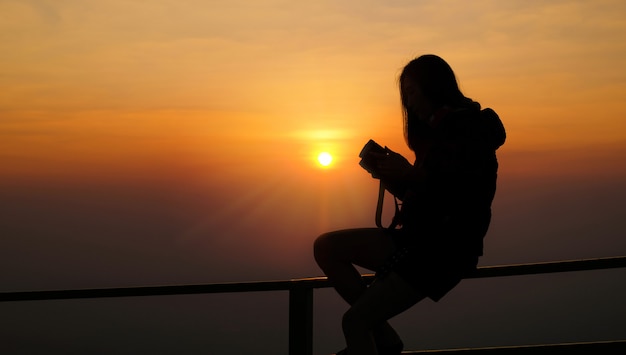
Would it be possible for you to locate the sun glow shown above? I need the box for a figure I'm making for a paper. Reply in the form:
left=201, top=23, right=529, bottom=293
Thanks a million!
left=317, top=152, right=333, bottom=167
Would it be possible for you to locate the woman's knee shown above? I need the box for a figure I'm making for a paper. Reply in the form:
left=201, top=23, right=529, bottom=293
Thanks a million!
left=313, top=232, right=336, bottom=263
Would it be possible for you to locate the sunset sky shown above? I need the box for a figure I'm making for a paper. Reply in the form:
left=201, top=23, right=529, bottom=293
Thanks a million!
left=2, top=1, right=626, bottom=354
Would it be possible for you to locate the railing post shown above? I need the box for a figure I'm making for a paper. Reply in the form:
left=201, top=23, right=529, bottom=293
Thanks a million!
left=288, top=284, right=313, bottom=355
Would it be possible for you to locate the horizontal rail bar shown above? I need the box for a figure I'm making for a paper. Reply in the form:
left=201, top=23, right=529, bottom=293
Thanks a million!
left=282, top=255, right=626, bottom=289
left=1, top=256, right=625, bottom=302
left=403, top=340, right=626, bottom=353
left=0, top=279, right=296, bottom=302
left=468, top=255, right=626, bottom=278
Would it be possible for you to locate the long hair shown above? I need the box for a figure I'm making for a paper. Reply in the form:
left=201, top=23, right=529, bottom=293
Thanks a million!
left=399, top=54, right=477, bottom=150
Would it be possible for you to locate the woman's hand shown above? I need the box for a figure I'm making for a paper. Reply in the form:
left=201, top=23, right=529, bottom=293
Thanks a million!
left=371, top=149, right=413, bottom=180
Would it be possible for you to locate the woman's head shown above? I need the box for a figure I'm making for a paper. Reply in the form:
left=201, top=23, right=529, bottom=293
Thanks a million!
left=399, top=55, right=475, bottom=149
left=399, top=54, right=467, bottom=112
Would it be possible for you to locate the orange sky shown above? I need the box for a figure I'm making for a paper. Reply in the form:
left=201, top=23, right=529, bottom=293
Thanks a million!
left=2, top=0, right=626, bottom=184
left=2, top=0, right=626, bottom=252
left=2, top=0, right=626, bottom=265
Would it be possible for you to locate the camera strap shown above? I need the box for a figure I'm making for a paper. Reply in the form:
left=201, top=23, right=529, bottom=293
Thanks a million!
left=375, top=180, right=401, bottom=230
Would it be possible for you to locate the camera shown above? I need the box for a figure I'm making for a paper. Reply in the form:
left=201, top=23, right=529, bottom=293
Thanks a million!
left=359, top=139, right=388, bottom=175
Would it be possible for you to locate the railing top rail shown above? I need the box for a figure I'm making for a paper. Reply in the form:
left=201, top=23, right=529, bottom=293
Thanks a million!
left=1, top=256, right=625, bottom=302
left=469, top=255, right=626, bottom=278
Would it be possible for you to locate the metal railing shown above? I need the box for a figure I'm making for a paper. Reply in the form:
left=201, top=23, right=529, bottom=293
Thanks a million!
left=2, top=256, right=626, bottom=354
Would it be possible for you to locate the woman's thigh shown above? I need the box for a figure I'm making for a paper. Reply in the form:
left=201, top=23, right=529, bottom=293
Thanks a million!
left=314, top=228, right=396, bottom=271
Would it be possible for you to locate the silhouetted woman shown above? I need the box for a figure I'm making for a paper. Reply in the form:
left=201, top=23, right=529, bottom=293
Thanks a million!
left=314, top=54, right=505, bottom=355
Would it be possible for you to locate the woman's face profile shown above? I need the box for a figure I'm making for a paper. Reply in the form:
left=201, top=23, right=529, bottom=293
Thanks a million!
left=401, top=78, right=430, bottom=120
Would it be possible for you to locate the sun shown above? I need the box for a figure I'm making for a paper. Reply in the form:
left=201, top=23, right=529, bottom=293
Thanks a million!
left=317, top=152, right=333, bottom=167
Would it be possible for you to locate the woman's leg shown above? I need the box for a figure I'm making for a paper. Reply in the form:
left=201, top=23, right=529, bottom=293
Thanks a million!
left=342, top=272, right=425, bottom=355
left=314, top=228, right=406, bottom=351
left=313, top=228, right=394, bottom=304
